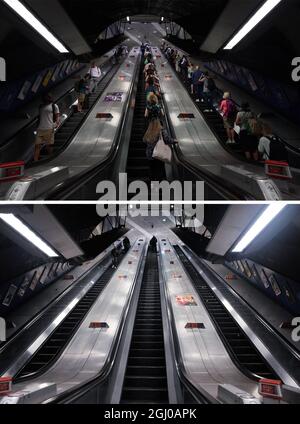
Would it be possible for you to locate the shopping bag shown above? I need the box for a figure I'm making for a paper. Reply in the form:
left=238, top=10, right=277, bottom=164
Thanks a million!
left=234, top=124, right=241, bottom=135
left=143, top=119, right=162, bottom=145
left=152, top=137, right=172, bottom=163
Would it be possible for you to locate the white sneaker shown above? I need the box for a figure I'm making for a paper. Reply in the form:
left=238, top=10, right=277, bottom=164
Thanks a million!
left=196, top=99, right=200, bottom=103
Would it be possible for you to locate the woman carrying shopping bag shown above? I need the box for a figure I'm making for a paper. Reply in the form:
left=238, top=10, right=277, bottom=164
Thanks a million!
left=143, top=93, right=163, bottom=146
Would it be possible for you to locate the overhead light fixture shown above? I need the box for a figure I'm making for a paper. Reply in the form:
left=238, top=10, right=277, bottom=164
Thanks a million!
left=224, top=0, right=283, bottom=50
left=232, top=204, right=287, bottom=253
left=0, top=214, right=59, bottom=257
left=2, top=0, right=69, bottom=53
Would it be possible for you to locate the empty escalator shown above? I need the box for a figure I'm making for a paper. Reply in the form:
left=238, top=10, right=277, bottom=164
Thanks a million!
left=14, top=263, right=119, bottom=383
left=126, top=67, right=166, bottom=186
left=121, top=248, right=169, bottom=404
left=173, top=246, right=278, bottom=381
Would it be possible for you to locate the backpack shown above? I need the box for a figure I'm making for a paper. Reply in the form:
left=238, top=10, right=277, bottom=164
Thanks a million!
left=266, top=136, right=288, bottom=161
left=207, top=77, right=216, bottom=91
left=225, top=100, right=237, bottom=119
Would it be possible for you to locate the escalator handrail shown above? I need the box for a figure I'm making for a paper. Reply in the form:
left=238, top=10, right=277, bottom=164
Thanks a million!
left=46, top=241, right=146, bottom=404
left=158, top=242, right=217, bottom=404
left=44, top=54, right=142, bottom=200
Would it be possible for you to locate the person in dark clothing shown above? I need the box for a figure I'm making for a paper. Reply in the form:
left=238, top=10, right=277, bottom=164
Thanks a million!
left=150, top=236, right=158, bottom=253
left=111, top=247, right=119, bottom=269
left=123, top=237, right=131, bottom=253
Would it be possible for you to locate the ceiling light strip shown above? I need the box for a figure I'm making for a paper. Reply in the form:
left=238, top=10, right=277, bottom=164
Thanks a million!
left=2, top=0, right=69, bottom=53
left=0, top=213, right=59, bottom=257
left=224, top=0, right=283, bottom=50
left=232, top=204, right=287, bottom=253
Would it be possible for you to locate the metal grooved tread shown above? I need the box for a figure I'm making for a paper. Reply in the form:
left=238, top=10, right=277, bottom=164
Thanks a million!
left=174, top=246, right=277, bottom=381
left=126, top=66, right=166, bottom=185
left=121, top=249, right=169, bottom=404
left=14, top=265, right=116, bottom=383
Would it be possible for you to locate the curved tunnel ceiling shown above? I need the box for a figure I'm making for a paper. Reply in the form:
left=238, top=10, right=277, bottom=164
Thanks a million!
left=59, top=0, right=228, bottom=45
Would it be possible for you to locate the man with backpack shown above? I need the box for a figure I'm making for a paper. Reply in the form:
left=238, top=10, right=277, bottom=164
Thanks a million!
left=258, top=122, right=288, bottom=162
left=220, top=92, right=237, bottom=144
left=34, top=93, right=60, bottom=162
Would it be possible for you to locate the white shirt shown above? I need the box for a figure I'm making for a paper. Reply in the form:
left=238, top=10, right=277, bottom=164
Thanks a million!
left=90, top=66, right=101, bottom=78
left=38, top=103, right=59, bottom=130
left=258, top=136, right=271, bottom=160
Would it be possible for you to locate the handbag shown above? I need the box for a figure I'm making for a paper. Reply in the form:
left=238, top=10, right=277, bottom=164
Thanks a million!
left=152, top=136, right=172, bottom=163
left=143, top=119, right=162, bottom=145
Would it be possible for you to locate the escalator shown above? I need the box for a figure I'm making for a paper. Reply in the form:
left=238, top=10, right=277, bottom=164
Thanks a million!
left=174, top=246, right=278, bottom=381
left=168, top=63, right=243, bottom=156
left=126, top=66, right=166, bottom=185
left=33, top=62, right=122, bottom=164
left=14, top=262, right=119, bottom=383
left=121, top=248, right=169, bottom=404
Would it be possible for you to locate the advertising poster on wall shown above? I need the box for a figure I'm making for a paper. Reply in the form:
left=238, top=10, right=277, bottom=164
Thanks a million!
left=243, top=260, right=253, bottom=279
left=17, top=81, right=32, bottom=101
left=31, top=74, right=44, bottom=93
left=39, top=266, right=49, bottom=285
left=237, top=260, right=245, bottom=273
left=18, top=274, right=33, bottom=298
left=51, top=62, right=64, bottom=82
left=260, top=269, right=270, bottom=289
left=251, top=264, right=259, bottom=282
left=269, top=274, right=282, bottom=297
left=281, top=281, right=295, bottom=303
left=59, top=60, right=69, bottom=78
left=243, top=69, right=259, bottom=92
left=176, top=294, right=198, bottom=306
left=2, top=285, right=18, bottom=307
left=42, top=69, right=54, bottom=88
left=29, top=267, right=44, bottom=291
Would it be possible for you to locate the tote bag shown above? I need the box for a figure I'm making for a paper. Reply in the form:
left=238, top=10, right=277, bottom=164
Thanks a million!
left=152, top=136, right=172, bottom=163
left=143, top=119, right=162, bottom=145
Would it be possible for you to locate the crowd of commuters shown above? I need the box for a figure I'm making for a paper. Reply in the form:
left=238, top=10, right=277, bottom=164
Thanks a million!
left=141, top=43, right=177, bottom=162
left=33, top=42, right=288, bottom=165
left=162, top=42, right=288, bottom=163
